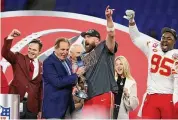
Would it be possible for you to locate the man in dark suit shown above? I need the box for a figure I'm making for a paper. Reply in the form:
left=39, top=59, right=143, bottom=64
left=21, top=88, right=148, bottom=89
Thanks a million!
left=42, top=37, right=85, bottom=119
left=1, top=29, right=43, bottom=119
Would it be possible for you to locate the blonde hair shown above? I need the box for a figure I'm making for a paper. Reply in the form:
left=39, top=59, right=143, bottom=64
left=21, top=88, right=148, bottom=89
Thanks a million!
left=115, top=56, right=134, bottom=80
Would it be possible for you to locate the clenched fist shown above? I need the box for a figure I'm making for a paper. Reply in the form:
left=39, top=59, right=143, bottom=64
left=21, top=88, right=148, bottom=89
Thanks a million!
left=8, top=29, right=21, bottom=38
left=123, top=10, right=135, bottom=22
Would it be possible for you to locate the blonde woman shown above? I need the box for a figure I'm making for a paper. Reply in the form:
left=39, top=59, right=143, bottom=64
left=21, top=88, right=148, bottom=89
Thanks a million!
left=113, top=56, right=139, bottom=119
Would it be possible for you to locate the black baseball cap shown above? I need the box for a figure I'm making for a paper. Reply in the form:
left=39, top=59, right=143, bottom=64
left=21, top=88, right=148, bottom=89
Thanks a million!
left=161, top=27, right=177, bottom=40
left=81, top=29, right=100, bottom=39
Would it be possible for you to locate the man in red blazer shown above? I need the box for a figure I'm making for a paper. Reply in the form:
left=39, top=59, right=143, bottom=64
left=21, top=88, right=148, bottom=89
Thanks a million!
left=1, top=29, right=43, bottom=119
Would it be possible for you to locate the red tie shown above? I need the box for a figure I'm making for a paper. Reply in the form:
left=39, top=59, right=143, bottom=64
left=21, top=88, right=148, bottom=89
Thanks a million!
left=29, top=60, right=34, bottom=79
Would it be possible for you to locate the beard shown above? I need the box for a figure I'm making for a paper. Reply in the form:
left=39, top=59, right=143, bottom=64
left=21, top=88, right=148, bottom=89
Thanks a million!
left=85, top=43, right=96, bottom=53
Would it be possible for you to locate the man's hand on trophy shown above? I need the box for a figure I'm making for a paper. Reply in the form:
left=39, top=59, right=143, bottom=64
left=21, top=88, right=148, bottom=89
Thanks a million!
left=8, top=29, right=21, bottom=38
left=123, top=10, right=135, bottom=23
left=72, top=86, right=79, bottom=95
left=76, top=67, right=85, bottom=77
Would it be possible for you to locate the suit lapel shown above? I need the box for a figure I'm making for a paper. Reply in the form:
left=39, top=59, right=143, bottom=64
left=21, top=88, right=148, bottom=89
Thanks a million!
left=124, top=78, right=134, bottom=94
left=17, top=55, right=31, bottom=81
left=52, top=53, right=72, bottom=75
left=24, top=55, right=31, bottom=80
left=66, top=58, right=72, bottom=74
left=52, top=53, right=69, bottom=75
left=61, top=61, right=69, bottom=75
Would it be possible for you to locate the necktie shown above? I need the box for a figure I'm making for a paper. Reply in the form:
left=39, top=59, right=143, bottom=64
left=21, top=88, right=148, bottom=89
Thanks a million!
left=29, top=60, right=34, bottom=79
left=62, top=61, right=71, bottom=75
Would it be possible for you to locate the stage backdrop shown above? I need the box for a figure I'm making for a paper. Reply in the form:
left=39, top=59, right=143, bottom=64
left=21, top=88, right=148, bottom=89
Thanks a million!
left=1, top=11, right=150, bottom=118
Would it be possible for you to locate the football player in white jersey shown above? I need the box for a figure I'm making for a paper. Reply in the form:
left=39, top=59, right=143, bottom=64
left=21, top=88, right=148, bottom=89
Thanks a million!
left=124, top=10, right=178, bottom=118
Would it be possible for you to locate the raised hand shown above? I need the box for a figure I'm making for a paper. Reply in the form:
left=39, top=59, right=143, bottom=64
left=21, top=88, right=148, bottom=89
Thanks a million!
left=123, top=10, right=135, bottom=22
left=8, top=29, right=21, bottom=38
left=105, top=5, right=115, bottom=19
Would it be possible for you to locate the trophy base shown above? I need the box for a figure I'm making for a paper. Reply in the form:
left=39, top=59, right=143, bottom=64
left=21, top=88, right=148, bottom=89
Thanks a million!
left=75, top=91, right=88, bottom=99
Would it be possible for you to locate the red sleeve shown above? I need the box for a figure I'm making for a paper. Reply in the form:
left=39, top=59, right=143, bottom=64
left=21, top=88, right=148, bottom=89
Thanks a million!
left=1, top=37, right=17, bottom=64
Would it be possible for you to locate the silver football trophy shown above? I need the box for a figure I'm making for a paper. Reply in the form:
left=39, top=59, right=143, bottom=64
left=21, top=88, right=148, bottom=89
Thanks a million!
left=74, top=56, right=88, bottom=99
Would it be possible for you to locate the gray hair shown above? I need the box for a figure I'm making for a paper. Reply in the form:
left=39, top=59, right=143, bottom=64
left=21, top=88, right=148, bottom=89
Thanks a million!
left=69, top=43, right=85, bottom=54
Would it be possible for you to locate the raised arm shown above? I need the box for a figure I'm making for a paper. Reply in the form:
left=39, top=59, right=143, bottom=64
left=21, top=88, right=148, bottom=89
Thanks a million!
left=105, top=5, right=116, bottom=53
left=1, top=29, right=21, bottom=64
left=124, top=10, right=155, bottom=55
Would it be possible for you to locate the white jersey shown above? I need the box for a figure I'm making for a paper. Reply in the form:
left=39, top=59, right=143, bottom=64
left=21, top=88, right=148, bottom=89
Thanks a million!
left=129, top=25, right=178, bottom=95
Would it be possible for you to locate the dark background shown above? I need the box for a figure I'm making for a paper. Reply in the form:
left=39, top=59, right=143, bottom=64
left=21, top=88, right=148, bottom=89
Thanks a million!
left=1, top=0, right=178, bottom=48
